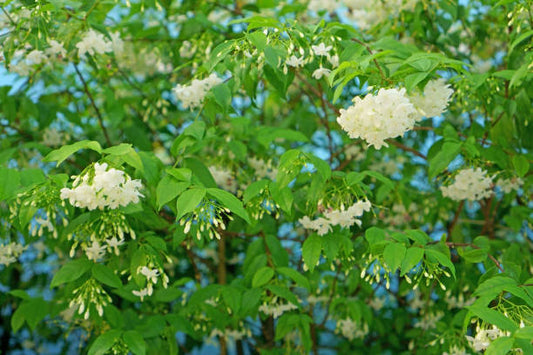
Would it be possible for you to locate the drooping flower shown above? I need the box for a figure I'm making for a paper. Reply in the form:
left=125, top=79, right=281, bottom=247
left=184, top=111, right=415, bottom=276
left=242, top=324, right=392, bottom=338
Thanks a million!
left=312, top=43, right=332, bottom=56
left=312, top=67, right=331, bottom=80
left=76, top=29, right=112, bottom=58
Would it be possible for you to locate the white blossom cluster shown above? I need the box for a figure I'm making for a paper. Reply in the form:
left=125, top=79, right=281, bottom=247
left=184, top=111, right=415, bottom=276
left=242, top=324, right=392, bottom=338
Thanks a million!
left=60, top=163, right=143, bottom=211
left=284, top=42, right=339, bottom=75
left=337, top=88, right=419, bottom=149
left=413, top=311, right=444, bottom=330
left=465, top=325, right=511, bottom=352
left=335, top=318, right=369, bottom=340
left=442, top=345, right=468, bottom=355
left=299, top=200, right=371, bottom=235
left=368, top=296, right=387, bottom=311
left=445, top=289, right=475, bottom=309
left=496, top=177, right=523, bottom=194
left=8, top=40, right=67, bottom=76
left=307, top=0, right=418, bottom=30
left=409, top=79, right=454, bottom=119
left=132, top=265, right=169, bottom=301
left=75, top=29, right=123, bottom=58
left=172, top=73, right=223, bottom=110
left=0, top=242, right=25, bottom=266
left=440, top=168, right=493, bottom=201
left=337, top=81, right=453, bottom=149
left=209, top=166, right=238, bottom=193
left=248, top=157, right=278, bottom=180
left=258, top=299, right=298, bottom=318
left=208, top=326, right=252, bottom=342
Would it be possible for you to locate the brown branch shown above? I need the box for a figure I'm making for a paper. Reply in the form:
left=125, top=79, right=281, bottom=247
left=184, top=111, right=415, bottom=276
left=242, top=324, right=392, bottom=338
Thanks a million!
left=446, top=200, right=464, bottom=240
left=386, top=139, right=427, bottom=160
left=73, top=63, right=112, bottom=146
left=446, top=242, right=504, bottom=273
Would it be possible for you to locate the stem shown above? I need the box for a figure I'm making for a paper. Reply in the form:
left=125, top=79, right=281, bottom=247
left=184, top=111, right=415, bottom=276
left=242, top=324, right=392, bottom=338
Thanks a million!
left=386, top=139, right=427, bottom=160
left=217, top=236, right=227, bottom=355
left=351, top=38, right=392, bottom=84
left=73, top=64, right=112, bottom=146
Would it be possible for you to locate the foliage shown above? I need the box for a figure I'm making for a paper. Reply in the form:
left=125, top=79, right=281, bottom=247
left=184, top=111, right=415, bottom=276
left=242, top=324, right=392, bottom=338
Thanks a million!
left=0, top=0, right=532, bottom=354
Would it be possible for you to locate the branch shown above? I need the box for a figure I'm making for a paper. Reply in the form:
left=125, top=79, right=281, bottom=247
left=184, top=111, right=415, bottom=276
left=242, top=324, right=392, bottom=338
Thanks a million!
left=73, top=64, right=112, bottom=146
left=351, top=38, right=392, bottom=85
left=386, top=139, right=427, bottom=160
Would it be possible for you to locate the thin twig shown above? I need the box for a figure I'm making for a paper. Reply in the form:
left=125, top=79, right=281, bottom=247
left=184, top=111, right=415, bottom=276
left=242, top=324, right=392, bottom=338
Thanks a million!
left=351, top=38, right=392, bottom=84
left=386, top=139, right=427, bottom=160
left=73, top=63, right=112, bottom=146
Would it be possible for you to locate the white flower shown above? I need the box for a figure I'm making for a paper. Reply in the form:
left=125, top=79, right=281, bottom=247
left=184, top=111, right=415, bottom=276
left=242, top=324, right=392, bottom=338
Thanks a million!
left=209, top=166, right=238, bottom=193
left=299, top=200, right=371, bottom=235
left=337, top=88, right=419, bottom=149
left=172, top=73, right=223, bottom=110
left=335, top=318, right=369, bottom=340
left=26, top=50, right=47, bottom=65
left=140, top=266, right=160, bottom=284
left=259, top=301, right=298, bottom=318
left=327, top=54, right=339, bottom=68
left=76, top=29, right=112, bottom=58
left=46, top=40, right=66, bottom=57
left=106, top=237, right=125, bottom=255
left=42, top=128, right=64, bottom=146
left=312, top=67, right=331, bottom=80
left=312, top=43, right=332, bottom=56
left=496, top=177, right=523, bottom=194
left=179, top=40, right=195, bottom=58
left=440, top=168, right=493, bottom=201
left=368, top=296, right=386, bottom=311
left=413, top=311, right=443, bottom=330
left=132, top=288, right=149, bottom=301
left=285, top=55, right=305, bottom=67
left=85, top=241, right=106, bottom=261
left=409, top=79, right=454, bottom=119
left=110, top=32, right=124, bottom=55
left=60, top=163, right=144, bottom=210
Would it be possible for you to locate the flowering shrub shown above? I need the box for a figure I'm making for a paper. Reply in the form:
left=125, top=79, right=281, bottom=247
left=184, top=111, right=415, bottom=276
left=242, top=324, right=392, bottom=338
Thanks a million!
left=0, top=1, right=532, bottom=355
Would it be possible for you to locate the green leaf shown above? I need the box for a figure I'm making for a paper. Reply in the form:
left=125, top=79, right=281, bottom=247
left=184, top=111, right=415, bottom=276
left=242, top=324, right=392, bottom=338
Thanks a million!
left=252, top=266, right=275, bottom=288
left=0, top=167, right=20, bottom=200
left=467, top=305, right=518, bottom=332
left=92, top=264, right=122, bottom=288
left=123, top=330, right=146, bottom=355
left=43, top=140, right=102, bottom=167
left=400, top=247, right=424, bottom=276
left=88, top=330, right=122, bottom=355
left=429, top=142, right=461, bottom=179
left=277, top=267, right=310, bottom=290
left=424, top=249, right=456, bottom=279
left=50, top=259, right=93, bottom=288
left=365, top=227, right=386, bottom=245
left=512, top=155, right=529, bottom=178
left=212, top=83, right=232, bottom=111
left=302, top=234, right=322, bottom=272
left=269, top=182, right=293, bottom=214
left=485, top=336, right=514, bottom=355
left=514, top=326, right=533, bottom=340
left=243, top=179, right=269, bottom=204
left=156, top=176, right=190, bottom=210
left=265, top=235, right=289, bottom=267
left=207, top=188, right=250, bottom=223
left=383, top=243, right=406, bottom=273
left=176, top=188, right=206, bottom=219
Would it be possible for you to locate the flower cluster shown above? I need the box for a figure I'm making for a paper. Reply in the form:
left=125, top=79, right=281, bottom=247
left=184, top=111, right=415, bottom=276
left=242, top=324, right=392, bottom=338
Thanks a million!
left=172, top=73, right=223, bottom=110
left=69, top=279, right=112, bottom=319
left=8, top=40, right=66, bottom=76
left=248, top=157, right=278, bottom=180
left=335, top=318, right=369, bottom=340
left=337, top=81, right=454, bottom=149
left=60, top=163, right=143, bottom=211
left=413, top=311, right=444, bottom=330
left=258, top=299, right=298, bottom=318
left=209, top=166, right=238, bottom=193
left=67, top=210, right=135, bottom=260
left=337, top=88, right=419, bottom=149
left=132, top=265, right=169, bottom=301
left=465, top=324, right=510, bottom=352
left=299, top=200, right=371, bottom=235
left=440, top=168, right=493, bottom=201
left=496, top=177, right=523, bottom=194
left=445, top=289, right=476, bottom=309
left=409, top=79, right=454, bottom=119
left=0, top=242, right=25, bottom=266
left=75, top=29, right=123, bottom=58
